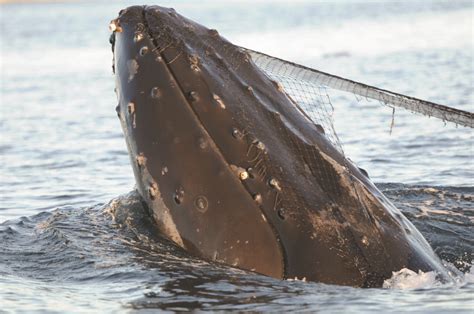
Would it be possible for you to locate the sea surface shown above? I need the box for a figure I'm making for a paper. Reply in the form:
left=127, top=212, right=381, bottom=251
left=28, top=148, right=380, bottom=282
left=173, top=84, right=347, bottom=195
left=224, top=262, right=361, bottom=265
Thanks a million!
left=0, top=0, right=473, bottom=312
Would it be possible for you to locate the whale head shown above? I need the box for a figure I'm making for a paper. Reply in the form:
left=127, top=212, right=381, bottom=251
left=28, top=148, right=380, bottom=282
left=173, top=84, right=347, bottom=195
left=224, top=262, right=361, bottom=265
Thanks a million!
left=110, top=5, right=450, bottom=287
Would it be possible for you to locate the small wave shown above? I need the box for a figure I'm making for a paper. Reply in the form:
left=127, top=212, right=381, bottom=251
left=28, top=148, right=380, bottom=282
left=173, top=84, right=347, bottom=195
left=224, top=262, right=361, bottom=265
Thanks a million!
left=383, top=268, right=440, bottom=289
left=1, top=186, right=473, bottom=311
left=383, top=264, right=474, bottom=290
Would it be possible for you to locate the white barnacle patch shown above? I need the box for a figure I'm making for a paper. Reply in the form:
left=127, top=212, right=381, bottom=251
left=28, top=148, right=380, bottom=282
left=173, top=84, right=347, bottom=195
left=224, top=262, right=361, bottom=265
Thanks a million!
left=139, top=46, right=149, bottom=56
left=277, top=82, right=285, bottom=92
left=134, top=32, right=144, bottom=43
left=212, top=94, right=226, bottom=109
left=269, top=178, right=281, bottom=191
left=161, top=166, right=168, bottom=176
left=189, top=54, right=200, bottom=72
left=127, top=59, right=139, bottom=82
left=239, top=171, right=249, bottom=180
left=361, top=235, right=369, bottom=246
left=136, top=153, right=147, bottom=168
left=230, top=165, right=249, bottom=180
left=255, top=140, right=266, bottom=151
left=149, top=182, right=158, bottom=200
left=109, top=19, right=122, bottom=32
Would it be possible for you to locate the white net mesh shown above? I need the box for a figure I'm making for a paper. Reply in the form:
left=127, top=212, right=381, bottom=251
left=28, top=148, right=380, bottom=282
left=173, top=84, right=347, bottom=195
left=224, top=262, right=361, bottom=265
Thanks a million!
left=246, top=48, right=473, bottom=153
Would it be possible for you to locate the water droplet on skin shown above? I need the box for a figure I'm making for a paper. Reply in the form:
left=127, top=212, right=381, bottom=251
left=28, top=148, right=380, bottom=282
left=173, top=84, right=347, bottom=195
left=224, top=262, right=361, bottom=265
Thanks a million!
left=139, top=46, right=149, bottom=56
left=194, top=195, right=208, bottom=212
left=232, top=128, right=244, bottom=140
left=150, top=87, right=161, bottom=99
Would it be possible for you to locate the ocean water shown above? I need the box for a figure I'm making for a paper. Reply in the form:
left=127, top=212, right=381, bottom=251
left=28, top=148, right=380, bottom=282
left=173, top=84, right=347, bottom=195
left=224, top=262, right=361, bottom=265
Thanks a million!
left=0, top=0, right=473, bottom=312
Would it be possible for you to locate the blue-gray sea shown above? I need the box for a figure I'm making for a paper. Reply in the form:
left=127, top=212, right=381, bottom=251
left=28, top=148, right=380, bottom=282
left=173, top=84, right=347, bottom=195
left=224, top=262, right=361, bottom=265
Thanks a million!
left=0, top=0, right=473, bottom=312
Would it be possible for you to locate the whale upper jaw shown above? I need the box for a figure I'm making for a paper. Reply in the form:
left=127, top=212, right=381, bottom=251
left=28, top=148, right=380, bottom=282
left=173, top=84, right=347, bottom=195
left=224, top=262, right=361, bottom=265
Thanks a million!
left=111, top=5, right=451, bottom=287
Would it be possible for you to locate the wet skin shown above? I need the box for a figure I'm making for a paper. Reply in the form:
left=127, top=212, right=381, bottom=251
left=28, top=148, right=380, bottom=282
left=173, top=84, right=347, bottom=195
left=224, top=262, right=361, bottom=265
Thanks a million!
left=110, top=5, right=450, bottom=287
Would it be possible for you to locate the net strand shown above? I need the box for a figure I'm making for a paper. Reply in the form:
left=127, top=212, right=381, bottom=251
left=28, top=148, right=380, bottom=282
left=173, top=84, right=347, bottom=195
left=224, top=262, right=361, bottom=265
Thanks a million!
left=244, top=48, right=474, bottom=129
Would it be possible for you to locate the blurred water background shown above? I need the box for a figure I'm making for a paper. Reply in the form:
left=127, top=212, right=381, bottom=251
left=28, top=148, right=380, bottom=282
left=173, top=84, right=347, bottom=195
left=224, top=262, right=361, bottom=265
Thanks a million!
left=0, top=0, right=473, bottom=312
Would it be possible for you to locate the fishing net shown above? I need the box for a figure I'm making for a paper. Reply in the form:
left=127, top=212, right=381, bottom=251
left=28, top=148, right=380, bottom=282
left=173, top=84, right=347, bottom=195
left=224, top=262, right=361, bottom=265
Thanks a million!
left=244, top=48, right=473, bottom=154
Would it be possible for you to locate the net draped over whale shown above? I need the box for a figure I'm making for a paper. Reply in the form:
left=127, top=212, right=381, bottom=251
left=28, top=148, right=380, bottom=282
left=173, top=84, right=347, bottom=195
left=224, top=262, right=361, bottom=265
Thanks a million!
left=244, top=48, right=474, bottom=153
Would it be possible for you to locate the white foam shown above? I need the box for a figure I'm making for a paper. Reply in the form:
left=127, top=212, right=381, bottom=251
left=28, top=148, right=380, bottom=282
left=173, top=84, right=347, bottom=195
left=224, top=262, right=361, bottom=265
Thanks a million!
left=383, top=268, right=440, bottom=290
left=464, top=266, right=474, bottom=284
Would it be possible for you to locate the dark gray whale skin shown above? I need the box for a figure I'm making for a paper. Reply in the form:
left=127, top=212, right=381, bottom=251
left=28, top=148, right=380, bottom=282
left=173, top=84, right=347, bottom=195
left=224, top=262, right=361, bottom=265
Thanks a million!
left=110, top=5, right=450, bottom=287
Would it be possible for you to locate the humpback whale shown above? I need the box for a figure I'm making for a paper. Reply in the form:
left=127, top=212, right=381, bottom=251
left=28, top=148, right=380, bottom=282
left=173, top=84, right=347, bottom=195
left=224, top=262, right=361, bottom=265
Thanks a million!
left=110, top=5, right=453, bottom=287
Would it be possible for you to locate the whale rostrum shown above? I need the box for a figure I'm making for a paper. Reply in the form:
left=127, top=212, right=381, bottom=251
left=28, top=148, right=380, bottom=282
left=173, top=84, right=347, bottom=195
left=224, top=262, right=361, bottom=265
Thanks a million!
left=110, top=5, right=452, bottom=287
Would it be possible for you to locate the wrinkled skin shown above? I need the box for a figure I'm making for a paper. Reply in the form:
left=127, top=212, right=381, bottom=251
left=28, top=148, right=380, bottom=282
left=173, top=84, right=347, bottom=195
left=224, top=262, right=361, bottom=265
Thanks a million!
left=110, top=5, right=450, bottom=287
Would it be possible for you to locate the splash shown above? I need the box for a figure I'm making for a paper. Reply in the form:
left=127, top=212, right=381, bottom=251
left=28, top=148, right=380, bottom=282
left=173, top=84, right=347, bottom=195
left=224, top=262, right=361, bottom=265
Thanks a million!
left=383, top=268, right=441, bottom=289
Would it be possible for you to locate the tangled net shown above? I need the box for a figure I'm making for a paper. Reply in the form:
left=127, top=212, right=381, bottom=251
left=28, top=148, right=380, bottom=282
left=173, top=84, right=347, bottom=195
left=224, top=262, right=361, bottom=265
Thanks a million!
left=244, top=48, right=473, bottom=152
